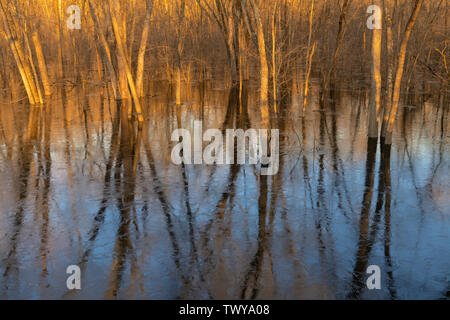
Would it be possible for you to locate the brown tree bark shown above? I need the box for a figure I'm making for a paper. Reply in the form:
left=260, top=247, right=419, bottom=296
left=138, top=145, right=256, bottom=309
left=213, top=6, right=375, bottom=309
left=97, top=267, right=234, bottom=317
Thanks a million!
left=240, top=0, right=270, bottom=128
left=303, top=0, right=315, bottom=115
left=368, top=1, right=382, bottom=138
left=175, top=0, right=186, bottom=106
left=31, top=32, right=52, bottom=96
left=0, top=0, right=40, bottom=104
left=381, top=0, right=395, bottom=141
left=136, top=0, right=154, bottom=97
left=107, top=0, right=144, bottom=123
left=383, top=0, right=424, bottom=145
left=87, top=0, right=121, bottom=100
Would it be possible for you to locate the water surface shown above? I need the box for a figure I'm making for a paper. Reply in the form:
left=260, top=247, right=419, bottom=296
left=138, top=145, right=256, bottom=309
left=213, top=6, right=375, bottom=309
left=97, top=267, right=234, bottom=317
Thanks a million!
left=0, top=81, right=448, bottom=299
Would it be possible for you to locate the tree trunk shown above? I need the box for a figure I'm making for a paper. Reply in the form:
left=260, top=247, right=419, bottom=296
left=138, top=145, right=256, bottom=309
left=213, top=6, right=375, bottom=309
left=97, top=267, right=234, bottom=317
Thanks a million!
left=226, top=5, right=239, bottom=85
left=115, top=3, right=130, bottom=101
left=0, top=1, right=40, bottom=104
left=253, top=5, right=269, bottom=128
left=136, top=0, right=153, bottom=97
left=107, top=0, right=144, bottom=123
left=32, top=32, right=52, bottom=96
left=175, top=0, right=185, bottom=106
left=87, top=0, right=121, bottom=100
left=272, top=3, right=277, bottom=113
left=381, top=1, right=394, bottom=141
left=55, top=0, right=65, bottom=80
left=303, top=0, right=315, bottom=115
left=326, top=0, right=351, bottom=90
left=303, top=43, right=316, bottom=115
left=384, top=0, right=423, bottom=144
left=24, top=32, right=43, bottom=103
left=368, top=1, right=382, bottom=138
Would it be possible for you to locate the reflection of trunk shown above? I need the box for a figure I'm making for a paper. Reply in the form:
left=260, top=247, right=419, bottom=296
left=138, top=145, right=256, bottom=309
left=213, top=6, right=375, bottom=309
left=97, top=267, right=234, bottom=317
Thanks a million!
left=202, top=85, right=248, bottom=199
left=381, top=144, right=396, bottom=298
left=348, top=137, right=377, bottom=299
left=142, top=121, right=187, bottom=285
left=316, top=114, right=328, bottom=262
left=107, top=106, right=142, bottom=298
left=368, top=2, right=382, bottom=138
left=3, top=106, right=38, bottom=277
left=147, top=107, right=187, bottom=286
left=200, top=85, right=248, bottom=286
left=241, top=174, right=268, bottom=300
left=301, top=116, right=313, bottom=207
left=175, top=101, right=201, bottom=283
left=383, top=0, right=424, bottom=144
left=80, top=102, right=122, bottom=267
left=328, top=90, right=354, bottom=220
left=39, top=103, right=52, bottom=277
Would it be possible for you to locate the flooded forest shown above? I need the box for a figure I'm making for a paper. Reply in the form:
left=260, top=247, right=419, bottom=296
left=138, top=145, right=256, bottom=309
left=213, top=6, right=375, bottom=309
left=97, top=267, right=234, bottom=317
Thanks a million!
left=0, top=0, right=448, bottom=299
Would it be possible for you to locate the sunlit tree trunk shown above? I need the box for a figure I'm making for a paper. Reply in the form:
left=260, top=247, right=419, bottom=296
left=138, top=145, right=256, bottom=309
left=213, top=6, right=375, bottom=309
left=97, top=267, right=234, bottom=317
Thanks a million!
left=113, top=2, right=130, bottom=101
left=6, top=38, right=36, bottom=104
left=31, top=32, right=51, bottom=96
left=175, top=0, right=186, bottom=106
left=271, top=3, right=277, bottom=113
left=24, top=32, right=43, bottom=104
left=136, top=0, right=154, bottom=97
left=240, top=0, right=269, bottom=127
left=227, top=3, right=238, bottom=85
left=368, top=1, right=382, bottom=139
left=256, top=8, right=269, bottom=109
left=303, top=43, right=316, bottom=115
left=127, top=0, right=137, bottom=62
left=384, top=0, right=423, bottom=145
left=303, top=0, right=315, bottom=115
left=0, top=0, right=40, bottom=104
left=87, top=0, right=121, bottom=100
left=95, top=46, right=104, bottom=84
left=381, top=0, right=395, bottom=141
left=55, top=0, right=64, bottom=80
left=107, top=0, right=144, bottom=122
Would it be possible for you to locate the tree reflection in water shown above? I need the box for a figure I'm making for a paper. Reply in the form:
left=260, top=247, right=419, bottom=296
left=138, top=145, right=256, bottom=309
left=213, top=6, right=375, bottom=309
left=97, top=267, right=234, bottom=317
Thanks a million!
left=0, top=81, right=448, bottom=299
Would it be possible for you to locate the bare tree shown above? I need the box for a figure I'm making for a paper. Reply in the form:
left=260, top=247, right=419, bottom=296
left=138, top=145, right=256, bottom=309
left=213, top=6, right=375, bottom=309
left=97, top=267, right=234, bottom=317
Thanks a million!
left=136, top=0, right=154, bottom=97
left=368, top=1, right=382, bottom=138
left=382, top=0, right=424, bottom=145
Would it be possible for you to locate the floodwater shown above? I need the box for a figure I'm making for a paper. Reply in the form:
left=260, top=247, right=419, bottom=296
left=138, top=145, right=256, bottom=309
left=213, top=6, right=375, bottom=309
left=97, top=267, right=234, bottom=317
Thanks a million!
left=0, top=80, right=448, bottom=299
